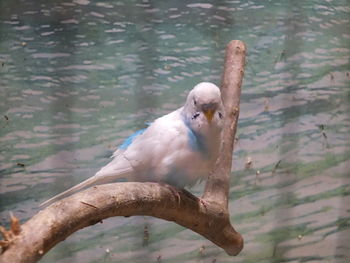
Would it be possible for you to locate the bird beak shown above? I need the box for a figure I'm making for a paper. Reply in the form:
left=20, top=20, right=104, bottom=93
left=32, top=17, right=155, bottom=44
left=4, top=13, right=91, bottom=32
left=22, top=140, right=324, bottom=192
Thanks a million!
left=203, top=109, right=215, bottom=122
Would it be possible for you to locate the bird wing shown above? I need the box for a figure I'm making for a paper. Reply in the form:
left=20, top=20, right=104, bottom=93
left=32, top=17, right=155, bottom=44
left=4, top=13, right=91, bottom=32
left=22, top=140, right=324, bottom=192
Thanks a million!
left=112, top=128, right=147, bottom=157
left=119, top=108, right=207, bottom=186
left=40, top=109, right=185, bottom=207
left=39, top=130, right=147, bottom=207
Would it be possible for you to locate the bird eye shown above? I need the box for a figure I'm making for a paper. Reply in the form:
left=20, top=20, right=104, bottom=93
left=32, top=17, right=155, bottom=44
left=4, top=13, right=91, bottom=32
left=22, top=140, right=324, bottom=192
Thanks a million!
left=193, top=99, right=197, bottom=106
left=192, top=113, right=200, bottom=120
left=218, top=112, right=223, bottom=119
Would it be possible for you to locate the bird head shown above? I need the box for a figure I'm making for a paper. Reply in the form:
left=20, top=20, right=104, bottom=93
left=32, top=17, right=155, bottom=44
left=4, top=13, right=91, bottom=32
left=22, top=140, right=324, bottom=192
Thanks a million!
left=183, top=82, right=224, bottom=131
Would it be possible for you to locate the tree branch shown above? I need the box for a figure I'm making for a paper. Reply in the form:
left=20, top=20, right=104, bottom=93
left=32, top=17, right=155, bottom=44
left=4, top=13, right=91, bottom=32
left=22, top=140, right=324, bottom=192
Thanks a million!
left=203, top=40, right=246, bottom=207
left=0, top=40, right=246, bottom=263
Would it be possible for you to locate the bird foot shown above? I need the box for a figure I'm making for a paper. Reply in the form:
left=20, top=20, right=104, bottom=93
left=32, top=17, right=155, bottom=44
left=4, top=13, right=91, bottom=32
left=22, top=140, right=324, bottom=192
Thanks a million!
left=199, top=199, right=209, bottom=212
left=179, top=189, right=208, bottom=212
left=159, top=184, right=208, bottom=211
left=160, top=183, right=181, bottom=204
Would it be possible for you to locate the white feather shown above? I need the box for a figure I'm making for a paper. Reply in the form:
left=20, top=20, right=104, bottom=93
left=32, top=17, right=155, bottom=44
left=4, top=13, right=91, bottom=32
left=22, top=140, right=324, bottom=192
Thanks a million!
left=40, top=82, right=224, bottom=207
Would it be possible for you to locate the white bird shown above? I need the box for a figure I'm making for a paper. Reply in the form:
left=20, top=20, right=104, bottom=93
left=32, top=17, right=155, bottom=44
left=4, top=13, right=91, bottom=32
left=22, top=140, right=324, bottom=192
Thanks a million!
left=40, top=82, right=224, bottom=207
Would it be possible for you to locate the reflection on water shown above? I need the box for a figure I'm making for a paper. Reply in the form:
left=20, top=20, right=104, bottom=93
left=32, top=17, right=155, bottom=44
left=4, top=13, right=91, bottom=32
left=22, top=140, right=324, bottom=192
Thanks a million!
left=0, top=0, right=349, bottom=262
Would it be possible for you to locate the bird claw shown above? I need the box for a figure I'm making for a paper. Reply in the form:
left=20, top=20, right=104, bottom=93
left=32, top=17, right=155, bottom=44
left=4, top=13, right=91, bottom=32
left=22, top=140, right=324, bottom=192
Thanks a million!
left=199, top=199, right=209, bottom=212
left=178, top=189, right=208, bottom=212
left=168, top=188, right=209, bottom=212
left=160, top=183, right=181, bottom=204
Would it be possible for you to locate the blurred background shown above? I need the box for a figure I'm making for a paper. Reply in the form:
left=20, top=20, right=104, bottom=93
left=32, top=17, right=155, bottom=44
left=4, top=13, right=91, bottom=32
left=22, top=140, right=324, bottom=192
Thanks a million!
left=0, top=0, right=349, bottom=262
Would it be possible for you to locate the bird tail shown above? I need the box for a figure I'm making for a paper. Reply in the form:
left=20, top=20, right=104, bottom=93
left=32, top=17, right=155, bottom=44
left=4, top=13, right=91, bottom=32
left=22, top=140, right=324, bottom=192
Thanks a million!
left=40, top=156, right=133, bottom=208
left=39, top=176, right=103, bottom=208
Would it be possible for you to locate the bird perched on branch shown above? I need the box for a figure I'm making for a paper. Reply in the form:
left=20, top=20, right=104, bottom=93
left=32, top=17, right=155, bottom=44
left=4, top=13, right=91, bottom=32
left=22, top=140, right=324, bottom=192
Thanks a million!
left=40, top=82, right=224, bottom=207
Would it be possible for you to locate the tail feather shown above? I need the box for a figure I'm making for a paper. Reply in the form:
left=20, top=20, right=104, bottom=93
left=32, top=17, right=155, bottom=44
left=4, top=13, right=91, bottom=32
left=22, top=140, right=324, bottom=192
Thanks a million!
left=40, top=155, right=134, bottom=207
left=39, top=176, right=101, bottom=207
left=39, top=170, right=131, bottom=207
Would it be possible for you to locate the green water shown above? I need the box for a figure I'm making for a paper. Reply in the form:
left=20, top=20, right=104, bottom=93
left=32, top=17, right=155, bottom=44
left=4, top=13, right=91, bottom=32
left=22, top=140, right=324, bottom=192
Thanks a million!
left=0, top=0, right=349, bottom=262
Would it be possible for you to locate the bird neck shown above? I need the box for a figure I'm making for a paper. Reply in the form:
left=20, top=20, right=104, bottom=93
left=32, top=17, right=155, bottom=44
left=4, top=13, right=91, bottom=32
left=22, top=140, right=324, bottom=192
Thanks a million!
left=181, top=110, right=219, bottom=160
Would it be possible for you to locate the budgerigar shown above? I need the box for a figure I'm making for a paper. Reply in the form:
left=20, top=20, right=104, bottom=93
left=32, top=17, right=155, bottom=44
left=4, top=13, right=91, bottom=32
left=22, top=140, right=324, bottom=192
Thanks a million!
left=40, top=82, right=224, bottom=207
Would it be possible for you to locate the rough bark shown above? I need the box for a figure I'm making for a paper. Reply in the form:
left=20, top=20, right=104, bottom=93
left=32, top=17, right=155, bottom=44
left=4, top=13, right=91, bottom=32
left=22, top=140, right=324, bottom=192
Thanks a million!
left=0, top=40, right=246, bottom=263
left=203, top=40, right=246, bottom=207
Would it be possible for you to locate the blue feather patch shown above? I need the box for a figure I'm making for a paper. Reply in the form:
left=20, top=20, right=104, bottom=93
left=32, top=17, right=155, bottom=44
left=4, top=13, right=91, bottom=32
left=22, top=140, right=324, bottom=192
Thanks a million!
left=186, top=126, right=208, bottom=157
left=119, top=128, right=146, bottom=150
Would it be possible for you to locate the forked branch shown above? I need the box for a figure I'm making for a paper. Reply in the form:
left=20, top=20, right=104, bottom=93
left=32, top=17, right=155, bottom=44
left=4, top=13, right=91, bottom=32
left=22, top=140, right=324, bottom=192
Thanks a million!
left=0, top=40, right=246, bottom=263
